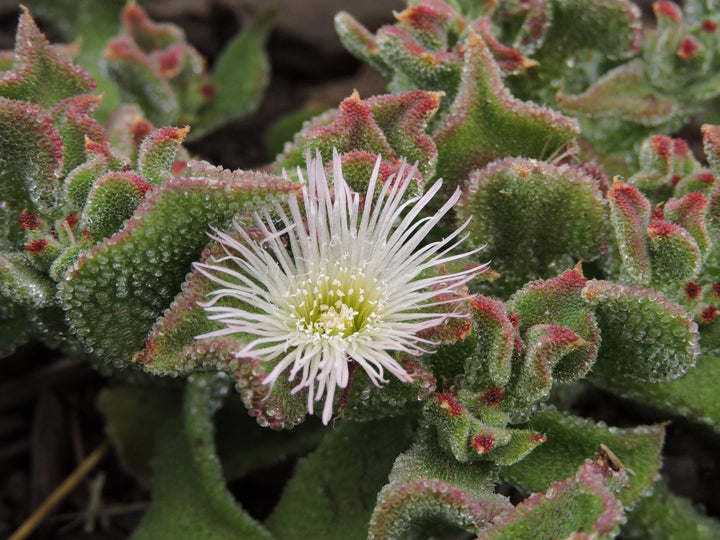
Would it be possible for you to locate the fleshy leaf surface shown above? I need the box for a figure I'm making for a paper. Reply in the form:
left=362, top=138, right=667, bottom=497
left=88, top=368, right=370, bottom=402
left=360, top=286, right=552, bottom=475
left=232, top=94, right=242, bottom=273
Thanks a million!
left=582, top=279, right=699, bottom=383
left=265, top=417, right=416, bottom=540
left=433, top=31, right=579, bottom=188
left=0, top=8, right=95, bottom=108
left=623, top=480, right=720, bottom=539
left=130, top=375, right=273, bottom=540
left=59, top=168, right=300, bottom=363
left=486, top=459, right=626, bottom=540
left=457, top=158, right=605, bottom=286
left=368, top=428, right=511, bottom=539
left=502, top=407, right=665, bottom=507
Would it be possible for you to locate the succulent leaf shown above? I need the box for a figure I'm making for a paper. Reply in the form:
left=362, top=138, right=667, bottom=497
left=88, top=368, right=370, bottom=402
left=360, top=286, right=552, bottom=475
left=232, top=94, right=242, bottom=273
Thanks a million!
left=582, top=279, right=699, bottom=383
left=533, top=0, right=641, bottom=61
left=59, top=168, right=300, bottom=364
left=0, top=96, right=64, bottom=241
left=266, top=417, right=416, bottom=540
left=130, top=375, right=273, bottom=540
left=433, top=31, right=579, bottom=187
left=136, top=126, right=190, bottom=185
left=514, top=324, right=593, bottom=406
left=97, top=385, right=178, bottom=487
left=557, top=60, right=679, bottom=126
left=334, top=12, right=392, bottom=75
left=52, top=94, right=109, bottom=176
left=663, top=192, right=711, bottom=257
left=368, top=429, right=511, bottom=539
left=190, top=12, right=273, bottom=140
left=508, top=268, right=600, bottom=384
left=275, top=90, right=440, bottom=190
left=607, top=178, right=652, bottom=283
left=596, top=354, right=720, bottom=435
left=0, top=251, right=56, bottom=308
left=457, top=158, right=605, bottom=287
left=486, top=459, right=626, bottom=540
left=502, top=407, right=665, bottom=507
left=0, top=8, right=95, bottom=108
left=623, top=480, right=720, bottom=539
left=466, top=294, right=515, bottom=388
left=646, top=219, right=702, bottom=291
left=425, top=393, right=546, bottom=466
left=79, top=171, right=151, bottom=239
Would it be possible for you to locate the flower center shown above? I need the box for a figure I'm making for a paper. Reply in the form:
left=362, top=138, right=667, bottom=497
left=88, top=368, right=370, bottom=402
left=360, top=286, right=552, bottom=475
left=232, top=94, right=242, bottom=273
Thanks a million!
left=288, top=266, right=383, bottom=340
left=315, top=301, right=357, bottom=336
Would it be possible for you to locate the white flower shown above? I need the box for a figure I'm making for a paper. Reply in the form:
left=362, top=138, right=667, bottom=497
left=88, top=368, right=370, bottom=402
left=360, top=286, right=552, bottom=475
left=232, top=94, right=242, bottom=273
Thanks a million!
left=195, top=150, right=483, bottom=424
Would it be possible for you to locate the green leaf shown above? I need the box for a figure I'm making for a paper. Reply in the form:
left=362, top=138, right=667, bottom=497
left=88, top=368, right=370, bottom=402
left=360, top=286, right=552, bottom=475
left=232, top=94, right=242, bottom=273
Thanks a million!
left=265, top=417, right=416, bottom=540
left=502, top=407, right=665, bottom=506
left=0, top=8, right=95, bottom=108
left=97, top=385, right=179, bottom=487
left=557, top=60, right=679, bottom=126
left=487, top=459, right=626, bottom=539
left=457, top=158, right=606, bottom=287
left=623, top=480, right=720, bottom=539
left=583, top=279, right=699, bottom=383
left=58, top=168, right=300, bottom=364
left=508, top=268, right=600, bottom=384
left=190, top=12, right=273, bottom=141
left=52, top=94, right=109, bottom=176
left=131, top=375, right=273, bottom=540
left=28, top=0, right=124, bottom=122
left=137, top=126, right=190, bottom=185
left=334, top=12, right=391, bottom=76
left=0, top=96, right=64, bottom=243
left=367, top=429, right=511, bottom=539
left=433, top=31, right=579, bottom=189
left=607, top=178, right=652, bottom=283
left=79, top=171, right=151, bottom=239
left=597, top=354, right=720, bottom=435
left=104, top=36, right=179, bottom=127
left=215, top=395, right=323, bottom=481
left=0, top=251, right=57, bottom=308
left=466, top=295, right=515, bottom=388
left=647, top=219, right=702, bottom=292
left=538, top=0, right=641, bottom=61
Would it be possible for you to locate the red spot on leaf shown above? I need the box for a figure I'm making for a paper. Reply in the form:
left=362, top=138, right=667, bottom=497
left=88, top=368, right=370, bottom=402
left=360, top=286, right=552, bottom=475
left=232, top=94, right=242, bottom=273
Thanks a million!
left=694, top=172, right=715, bottom=184
left=702, top=20, right=718, bottom=33
left=131, top=117, right=154, bottom=147
left=685, top=282, right=701, bottom=299
left=702, top=305, right=718, bottom=323
left=471, top=434, right=496, bottom=454
left=653, top=1, right=683, bottom=23
left=673, top=138, right=690, bottom=156
left=19, top=211, right=40, bottom=230
left=200, top=83, right=217, bottom=100
left=171, top=160, right=187, bottom=176
left=677, top=37, right=700, bottom=60
left=25, top=239, right=47, bottom=254
left=713, top=283, right=720, bottom=298
left=155, top=47, right=182, bottom=78
left=65, top=212, right=79, bottom=227
left=649, top=135, right=673, bottom=161
left=437, top=392, right=464, bottom=416
left=479, top=387, right=504, bottom=407
left=647, top=220, right=679, bottom=238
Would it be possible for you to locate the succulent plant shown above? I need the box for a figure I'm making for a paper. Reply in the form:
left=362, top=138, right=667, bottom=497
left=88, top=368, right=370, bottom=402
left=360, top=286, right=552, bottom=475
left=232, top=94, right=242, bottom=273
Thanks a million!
left=5, top=1, right=720, bottom=539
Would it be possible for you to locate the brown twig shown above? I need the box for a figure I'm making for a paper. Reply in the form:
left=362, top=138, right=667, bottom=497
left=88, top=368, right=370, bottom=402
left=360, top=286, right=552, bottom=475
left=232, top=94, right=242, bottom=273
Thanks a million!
left=8, top=440, right=111, bottom=540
